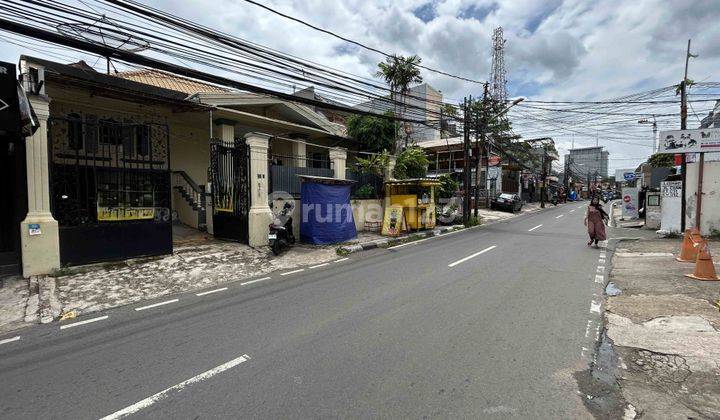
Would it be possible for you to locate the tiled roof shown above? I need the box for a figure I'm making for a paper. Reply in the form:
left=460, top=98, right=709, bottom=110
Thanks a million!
left=115, top=69, right=230, bottom=95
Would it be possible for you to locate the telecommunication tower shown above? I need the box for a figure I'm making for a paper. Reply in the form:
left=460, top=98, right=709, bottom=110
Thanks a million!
left=489, top=26, right=507, bottom=103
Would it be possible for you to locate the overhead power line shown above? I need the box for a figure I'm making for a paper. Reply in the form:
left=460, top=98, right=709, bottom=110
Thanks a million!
left=239, top=0, right=485, bottom=84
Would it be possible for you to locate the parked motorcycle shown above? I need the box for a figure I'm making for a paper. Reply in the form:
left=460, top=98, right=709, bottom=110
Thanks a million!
left=268, top=201, right=295, bottom=255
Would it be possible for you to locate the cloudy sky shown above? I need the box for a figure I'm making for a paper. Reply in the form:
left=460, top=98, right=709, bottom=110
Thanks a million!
left=2, top=0, right=720, bottom=172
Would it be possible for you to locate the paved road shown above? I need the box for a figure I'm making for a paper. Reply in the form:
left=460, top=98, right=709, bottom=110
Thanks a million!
left=0, top=202, right=611, bottom=419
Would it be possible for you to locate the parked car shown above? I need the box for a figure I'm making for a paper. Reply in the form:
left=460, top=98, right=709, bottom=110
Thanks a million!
left=490, top=193, right=523, bottom=213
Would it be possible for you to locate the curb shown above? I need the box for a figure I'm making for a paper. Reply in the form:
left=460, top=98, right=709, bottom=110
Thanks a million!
left=337, top=203, right=561, bottom=256
left=338, top=224, right=465, bottom=254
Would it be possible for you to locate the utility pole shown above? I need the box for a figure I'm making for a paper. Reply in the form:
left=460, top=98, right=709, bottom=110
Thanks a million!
left=474, top=83, right=489, bottom=218
left=680, top=39, right=692, bottom=231
left=462, top=96, right=471, bottom=224
left=540, top=146, right=547, bottom=208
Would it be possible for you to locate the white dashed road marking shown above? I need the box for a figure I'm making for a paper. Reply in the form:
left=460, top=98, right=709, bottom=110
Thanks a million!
left=569, top=209, right=576, bottom=213
left=334, top=258, right=349, bottom=263
left=240, top=276, right=271, bottom=286
left=555, top=214, right=564, bottom=219
left=0, top=336, right=20, bottom=345
left=528, top=224, right=543, bottom=232
left=135, top=299, right=179, bottom=311
left=60, top=315, right=109, bottom=330
left=196, top=288, right=227, bottom=297
left=280, top=269, right=304, bottom=276
left=448, top=245, right=497, bottom=268
left=597, top=266, right=605, bottom=273
left=309, top=262, right=329, bottom=269
left=98, top=354, right=251, bottom=420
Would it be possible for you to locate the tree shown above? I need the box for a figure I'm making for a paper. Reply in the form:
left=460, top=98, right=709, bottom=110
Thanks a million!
left=346, top=112, right=398, bottom=153
left=437, top=174, right=459, bottom=198
left=394, top=146, right=429, bottom=179
left=647, top=153, right=674, bottom=167
left=376, top=54, right=423, bottom=152
left=354, top=151, right=390, bottom=176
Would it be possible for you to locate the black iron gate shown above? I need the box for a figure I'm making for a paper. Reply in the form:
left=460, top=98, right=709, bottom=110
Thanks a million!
left=210, top=138, right=249, bottom=242
left=49, top=116, right=172, bottom=266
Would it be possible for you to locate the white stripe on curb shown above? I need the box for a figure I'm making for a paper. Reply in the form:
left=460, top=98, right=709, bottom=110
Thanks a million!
left=195, top=287, right=227, bottom=297
left=135, top=299, right=179, bottom=311
left=240, top=276, right=271, bottom=286
left=60, top=315, right=109, bottom=330
left=0, top=336, right=20, bottom=345
left=334, top=258, right=349, bottom=263
left=309, top=263, right=329, bottom=269
left=448, top=245, right=497, bottom=268
left=98, top=354, right=250, bottom=420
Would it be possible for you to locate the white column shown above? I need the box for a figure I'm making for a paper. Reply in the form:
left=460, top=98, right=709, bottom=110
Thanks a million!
left=292, top=141, right=307, bottom=168
left=216, top=121, right=235, bottom=141
left=21, top=96, right=60, bottom=277
left=329, top=147, right=347, bottom=180
left=245, top=132, right=273, bottom=247
left=384, top=155, right=396, bottom=181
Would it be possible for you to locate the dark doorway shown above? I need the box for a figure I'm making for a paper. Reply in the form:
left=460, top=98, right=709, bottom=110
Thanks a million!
left=0, top=137, right=27, bottom=277
left=209, top=138, right=249, bottom=243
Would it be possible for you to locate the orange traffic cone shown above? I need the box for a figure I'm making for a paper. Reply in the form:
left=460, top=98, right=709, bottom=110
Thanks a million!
left=676, top=228, right=703, bottom=262
left=685, top=241, right=719, bottom=281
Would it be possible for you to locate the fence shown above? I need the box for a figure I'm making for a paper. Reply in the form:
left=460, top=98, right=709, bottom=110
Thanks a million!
left=346, top=169, right=384, bottom=199
left=269, top=154, right=333, bottom=196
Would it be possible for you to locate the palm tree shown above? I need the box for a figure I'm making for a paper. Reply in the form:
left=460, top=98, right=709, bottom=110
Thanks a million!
left=376, top=54, right=423, bottom=152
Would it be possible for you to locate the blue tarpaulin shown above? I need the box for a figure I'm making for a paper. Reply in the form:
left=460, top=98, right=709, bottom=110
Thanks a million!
left=300, top=180, right=357, bottom=244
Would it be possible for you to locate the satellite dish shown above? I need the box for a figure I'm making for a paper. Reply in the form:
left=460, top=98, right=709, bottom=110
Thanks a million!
left=56, top=15, right=150, bottom=74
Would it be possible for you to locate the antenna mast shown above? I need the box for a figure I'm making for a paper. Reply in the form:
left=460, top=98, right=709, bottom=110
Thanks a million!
left=489, top=26, right=507, bottom=103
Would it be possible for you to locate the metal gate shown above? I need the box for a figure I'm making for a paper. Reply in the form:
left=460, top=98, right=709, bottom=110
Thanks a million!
left=210, top=138, right=249, bottom=242
left=49, top=116, right=172, bottom=265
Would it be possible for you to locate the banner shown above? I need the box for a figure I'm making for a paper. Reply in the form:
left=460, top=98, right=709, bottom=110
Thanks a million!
left=658, top=128, right=720, bottom=154
left=621, top=187, right=639, bottom=220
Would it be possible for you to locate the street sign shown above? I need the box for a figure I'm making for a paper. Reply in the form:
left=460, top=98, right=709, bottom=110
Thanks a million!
left=623, top=172, right=636, bottom=182
left=488, top=156, right=501, bottom=166
left=658, top=128, right=720, bottom=154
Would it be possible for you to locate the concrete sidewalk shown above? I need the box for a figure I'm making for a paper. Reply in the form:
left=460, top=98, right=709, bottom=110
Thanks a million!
left=599, top=238, right=720, bottom=418
left=0, top=240, right=339, bottom=334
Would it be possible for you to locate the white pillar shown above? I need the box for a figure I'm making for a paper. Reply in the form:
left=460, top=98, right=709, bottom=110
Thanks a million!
left=292, top=141, right=307, bottom=168
left=215, top=120, right=235, bottom=141
left=384, top=156, right=396, bottom=181
left=245, top=132, right=273, bottom=247
left=21, top=96, right=60, bottom=277
left=329, top=147, right=347, bottom=180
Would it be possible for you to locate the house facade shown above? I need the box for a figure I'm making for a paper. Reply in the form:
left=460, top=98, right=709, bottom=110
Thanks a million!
left=3, top=55, right=351, bottom=278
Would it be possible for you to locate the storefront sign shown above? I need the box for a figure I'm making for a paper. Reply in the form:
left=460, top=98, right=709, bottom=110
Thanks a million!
left=97, top=207, right=156, bottom=221
left=659, top=128, right=720, bottom=153
left=28, top=223, right=41, bottom=235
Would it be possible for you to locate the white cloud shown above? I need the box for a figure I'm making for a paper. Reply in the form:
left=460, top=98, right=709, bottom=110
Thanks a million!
left=2, top=0, right=719, bottom=171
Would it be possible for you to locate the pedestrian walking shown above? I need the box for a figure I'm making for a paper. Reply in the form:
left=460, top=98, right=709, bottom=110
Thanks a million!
left=584, top=194, right=608, bottom=247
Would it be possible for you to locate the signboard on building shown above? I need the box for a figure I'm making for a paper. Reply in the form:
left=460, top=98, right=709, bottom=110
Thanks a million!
left=660, top=181, right=682, bottom=233
left=621, top=187, right=639, bottom=220
left=488, top=156, right=501, bottom=166
left=623, top=172, right=636, bottom=182
left=488, top=166, right=501, bottom=180
left=658, top=128, right=720, bottom=154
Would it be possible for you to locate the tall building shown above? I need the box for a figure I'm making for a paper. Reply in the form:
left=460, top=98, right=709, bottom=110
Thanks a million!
left=565, top=146, right=609, bottom=180
left=354, top=83, right=442, bottom=144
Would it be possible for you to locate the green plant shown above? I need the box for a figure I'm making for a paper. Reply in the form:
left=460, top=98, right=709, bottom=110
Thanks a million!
left=647, top=153, right=675, bottom=168
left=464, top=215, right=481, bottom=227
left=354, top=184, right=377, bottom=199
left=336, top=247, right=351, bottom=256
left=376, top=54, right=423, bottom=151
left=394, top=146, right=429, bottom=179
left=355, top=151, right=390, bottom=176
left=346, top=114, right=398, bottom=153
left=438, top=174, right=459, bottom=198
left=710, top=229, right=720, bottom=239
